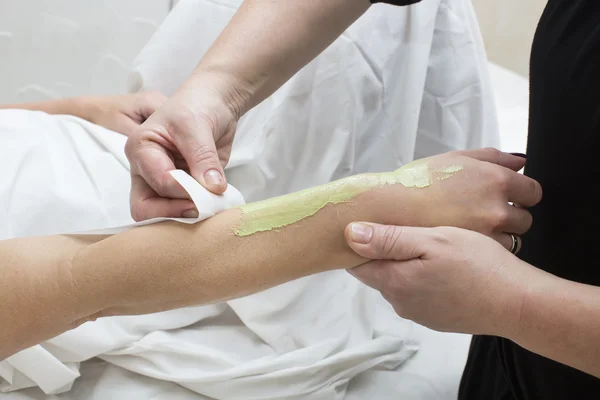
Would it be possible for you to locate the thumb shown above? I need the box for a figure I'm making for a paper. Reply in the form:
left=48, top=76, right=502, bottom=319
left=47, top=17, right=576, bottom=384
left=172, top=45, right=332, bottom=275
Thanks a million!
left=174, top=115, right=228, bottom=195
left=345, top=223, right=427, bottom=261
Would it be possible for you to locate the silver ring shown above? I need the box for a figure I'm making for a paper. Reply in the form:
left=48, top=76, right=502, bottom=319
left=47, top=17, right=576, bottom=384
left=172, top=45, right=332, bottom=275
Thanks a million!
left=509, top=233, right=520, bottom=255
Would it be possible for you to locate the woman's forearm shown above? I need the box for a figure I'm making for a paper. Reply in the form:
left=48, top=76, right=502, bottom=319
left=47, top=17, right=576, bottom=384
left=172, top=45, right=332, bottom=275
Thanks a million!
left=510, top=271, right=600, bottom=378
left=73, top=176, right=421, bottom=316
left=189, top=0, right=371, bottom=117
left=0, top=98, right=90, bottom=120
left=0, top=234, right=102, bottom=359
left=2, top=170, right=430, bottom=359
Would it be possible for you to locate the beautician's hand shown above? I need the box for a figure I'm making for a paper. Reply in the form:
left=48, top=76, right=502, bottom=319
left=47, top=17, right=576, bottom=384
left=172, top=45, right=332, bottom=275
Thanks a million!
left=85, top=92, right=167, bottom=137
left=125, top=75, right=242, bottom=221
left=400, top=148, right=542, bottom=241
left=345, top=223, right=539, bottom=336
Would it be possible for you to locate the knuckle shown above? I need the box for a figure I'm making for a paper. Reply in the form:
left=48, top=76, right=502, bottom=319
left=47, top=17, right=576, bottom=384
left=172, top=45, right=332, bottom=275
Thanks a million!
left=377, top=225, right=404, bottom=258
left=482, top=147, right=503, bottom=162
left=152, top=174, right=173, bottom=197
left=130, top=203, right=145, bottom=222
left=522, top=211, right=533, bottom=231
left=124, top=136, right=138, bottom=160
left=487, top=167, right=510, bottom=191
left=164, top=106, right=200, bottom=133
left=124, top=134, right=154, bottom=167
left=488, top=206, right=510, bottom=230
left=189, top=144, right=219, bottom=167
left=531, top=179, right=543, bottom=204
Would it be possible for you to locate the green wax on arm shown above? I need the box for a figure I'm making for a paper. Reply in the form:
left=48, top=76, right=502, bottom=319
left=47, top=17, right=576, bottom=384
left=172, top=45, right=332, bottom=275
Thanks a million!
left=233, top=160, right=462, bottom=237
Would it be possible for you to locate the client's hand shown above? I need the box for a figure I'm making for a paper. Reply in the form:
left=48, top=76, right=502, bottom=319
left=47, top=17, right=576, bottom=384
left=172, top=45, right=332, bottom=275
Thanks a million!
left=85, top=92, right=167, bottom=137
left=397, top=148, right=541, bottom=241
left=345, top=223, right=540, bottom=337
left=125, top=74, right=243, bottom=221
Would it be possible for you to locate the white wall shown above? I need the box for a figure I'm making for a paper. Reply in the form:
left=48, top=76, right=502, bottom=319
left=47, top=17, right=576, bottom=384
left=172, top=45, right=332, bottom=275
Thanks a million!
left=0, top=1, right=171, bottom=103
left=0, top=0, right=545, bottom=102
left=472, top=0, right=546, bottom=76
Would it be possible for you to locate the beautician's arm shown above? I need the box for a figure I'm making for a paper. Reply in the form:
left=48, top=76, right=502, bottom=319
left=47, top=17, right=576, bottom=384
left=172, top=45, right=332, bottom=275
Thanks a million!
left=191, top=0, right=372, bottom=115
left=514, top=273, right=600, bottom=378
left=126, top=0, right=424, bottom=218
left=345, top=224, right=600, bottom=378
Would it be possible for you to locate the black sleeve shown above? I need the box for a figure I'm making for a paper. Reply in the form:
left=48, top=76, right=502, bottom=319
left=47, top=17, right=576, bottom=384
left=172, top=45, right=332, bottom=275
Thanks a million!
left=370, top=0, right=423, bottom=5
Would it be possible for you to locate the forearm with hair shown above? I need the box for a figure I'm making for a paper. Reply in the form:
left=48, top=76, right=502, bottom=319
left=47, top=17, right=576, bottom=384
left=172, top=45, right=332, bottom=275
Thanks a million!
left=511, top=271, right=600, bottom=378
left=1, top=172, right=431, bottom=359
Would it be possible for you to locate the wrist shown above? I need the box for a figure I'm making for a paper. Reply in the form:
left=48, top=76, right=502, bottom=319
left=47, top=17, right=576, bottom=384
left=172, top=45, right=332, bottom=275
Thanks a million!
left=56, top=96, right=100, bottom=123
left=508, top=270, right=568, bottom=345
left=491, top=261, right=554, bottom=341
left=188, top=66, right=257, bottom=120
left=77, top=96, right=106, bottom=123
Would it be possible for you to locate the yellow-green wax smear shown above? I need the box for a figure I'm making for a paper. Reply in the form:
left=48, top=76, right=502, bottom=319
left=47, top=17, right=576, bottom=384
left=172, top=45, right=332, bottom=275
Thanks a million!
left=233, top=160, right=463, bottom=237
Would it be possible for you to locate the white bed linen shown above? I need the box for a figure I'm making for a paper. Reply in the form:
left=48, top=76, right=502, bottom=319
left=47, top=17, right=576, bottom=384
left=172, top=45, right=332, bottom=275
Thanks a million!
left=5, top=327, right=471, bottom=400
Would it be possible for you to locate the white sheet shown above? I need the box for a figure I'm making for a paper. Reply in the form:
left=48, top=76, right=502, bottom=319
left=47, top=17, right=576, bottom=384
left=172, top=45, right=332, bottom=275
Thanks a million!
left=5, top=328, right=471, bottom=400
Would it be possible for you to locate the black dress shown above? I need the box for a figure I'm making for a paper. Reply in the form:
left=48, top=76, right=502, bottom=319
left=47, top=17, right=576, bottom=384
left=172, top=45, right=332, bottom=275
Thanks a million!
left=376, top=0, right=600, bottom=398
left=459, top=0, right=600, bottom=399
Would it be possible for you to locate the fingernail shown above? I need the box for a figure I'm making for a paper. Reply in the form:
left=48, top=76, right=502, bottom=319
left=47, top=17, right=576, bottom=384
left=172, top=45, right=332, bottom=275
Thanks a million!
left=204, top=169, right=223, bottom=186
left=510, top=152, right=527, bottom=158
left=182, top=209, right=199, bottom=218
left=349, top=223, right=373, bottom=244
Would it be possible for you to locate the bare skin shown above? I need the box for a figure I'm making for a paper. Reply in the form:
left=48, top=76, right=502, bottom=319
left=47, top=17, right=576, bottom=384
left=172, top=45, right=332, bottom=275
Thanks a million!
left=346, top=223, right=600, bottom=378
left=1, top=92, right=167, bottom=137
left=126, top=0, right=379, bottom=218
left=0, top=149, right=540, bottom=360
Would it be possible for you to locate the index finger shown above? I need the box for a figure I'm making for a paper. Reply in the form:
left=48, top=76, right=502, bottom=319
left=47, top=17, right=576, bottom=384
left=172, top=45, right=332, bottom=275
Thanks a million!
left=134, top=142, right=189, bottom=199
left=456, top=148, right=526, bottom=172
left=130, top=174, right=196, bottom=221
left=168, top=111, right=228, bottom=195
